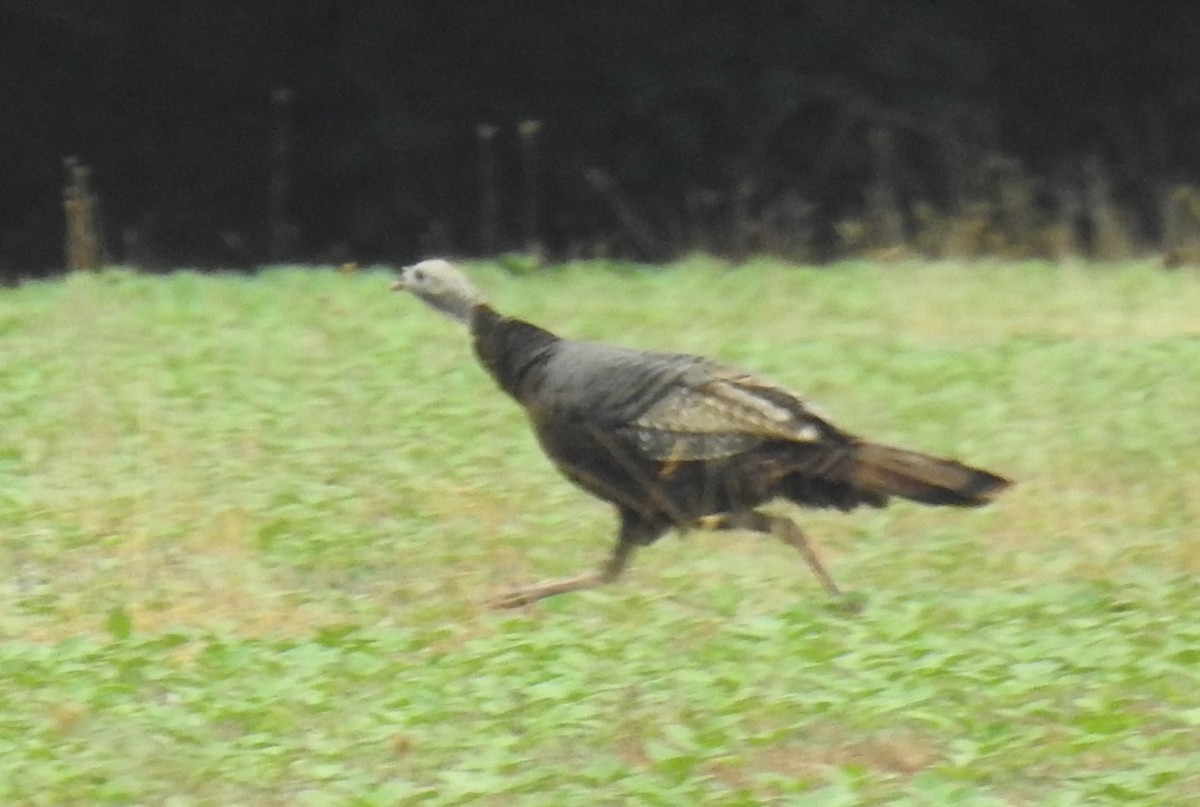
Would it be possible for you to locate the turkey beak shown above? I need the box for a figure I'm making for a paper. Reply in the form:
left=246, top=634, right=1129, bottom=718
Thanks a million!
left=390, top=274, right=407, bottom=291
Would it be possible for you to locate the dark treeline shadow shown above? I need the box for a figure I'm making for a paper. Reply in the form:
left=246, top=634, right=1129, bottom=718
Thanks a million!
left=4, top=0, right=1200, bottom=276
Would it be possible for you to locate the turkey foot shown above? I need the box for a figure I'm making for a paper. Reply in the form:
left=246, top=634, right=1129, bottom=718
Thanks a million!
left=488, top=572, right=604, bottom=609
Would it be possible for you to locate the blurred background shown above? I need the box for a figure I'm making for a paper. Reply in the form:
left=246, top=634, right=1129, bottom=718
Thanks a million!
left=4, top=0, right=1200, bottom=277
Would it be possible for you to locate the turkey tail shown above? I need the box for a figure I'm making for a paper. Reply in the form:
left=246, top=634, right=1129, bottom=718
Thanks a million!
left=849, top=443, right=1011, bottom=506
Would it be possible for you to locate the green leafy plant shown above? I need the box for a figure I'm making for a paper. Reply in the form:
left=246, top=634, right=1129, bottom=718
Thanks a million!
left=0, top=260, right=1197, bottom=804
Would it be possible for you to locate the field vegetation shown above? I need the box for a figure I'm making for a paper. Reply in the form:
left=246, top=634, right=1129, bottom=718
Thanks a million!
left=2, top=259, right=1199, bottom=804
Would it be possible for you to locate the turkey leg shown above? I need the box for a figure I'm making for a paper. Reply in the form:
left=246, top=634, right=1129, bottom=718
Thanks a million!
left=489, top=537, right=636, bottom=609
left=696, top=510, right=843, bottom=599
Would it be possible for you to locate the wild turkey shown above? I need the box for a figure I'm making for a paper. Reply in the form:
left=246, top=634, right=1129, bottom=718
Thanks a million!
left=392, top=259, right=1011, bottom=609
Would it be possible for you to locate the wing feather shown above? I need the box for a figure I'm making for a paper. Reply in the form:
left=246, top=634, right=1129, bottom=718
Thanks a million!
left=625, top=363, right=838, bottom=461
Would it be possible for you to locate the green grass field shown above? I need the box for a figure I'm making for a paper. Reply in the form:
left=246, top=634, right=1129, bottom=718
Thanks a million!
left=2, top=259, right=1199, bottom=805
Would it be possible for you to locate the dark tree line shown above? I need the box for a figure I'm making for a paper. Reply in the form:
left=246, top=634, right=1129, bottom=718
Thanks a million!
left=3, top=0, right=1200, bottom=276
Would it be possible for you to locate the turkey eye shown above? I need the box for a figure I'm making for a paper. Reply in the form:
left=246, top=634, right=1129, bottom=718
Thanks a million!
left=414, top=270, right=426, bottom=281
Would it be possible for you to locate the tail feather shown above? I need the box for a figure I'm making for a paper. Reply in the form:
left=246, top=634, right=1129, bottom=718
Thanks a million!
left=849, top=443, right=1011, bottom=506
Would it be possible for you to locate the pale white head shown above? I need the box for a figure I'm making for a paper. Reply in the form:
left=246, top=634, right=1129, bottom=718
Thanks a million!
left=391, top=258, right=484, bottom=324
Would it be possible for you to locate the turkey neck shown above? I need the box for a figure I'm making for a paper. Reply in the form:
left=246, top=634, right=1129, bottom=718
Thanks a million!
left=470, top=304, right=560, bottom=405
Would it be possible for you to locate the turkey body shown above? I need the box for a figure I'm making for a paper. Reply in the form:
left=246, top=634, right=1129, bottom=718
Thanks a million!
left=392, top=259, right=1012, bottom=608
left=475, top=308, right=875, bottom=536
